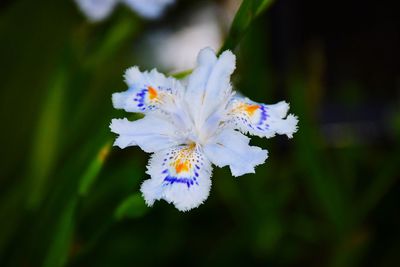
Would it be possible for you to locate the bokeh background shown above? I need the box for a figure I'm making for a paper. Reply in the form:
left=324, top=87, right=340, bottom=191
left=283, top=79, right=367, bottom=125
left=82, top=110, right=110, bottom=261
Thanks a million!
left=1, top=0, right=399, bottom=266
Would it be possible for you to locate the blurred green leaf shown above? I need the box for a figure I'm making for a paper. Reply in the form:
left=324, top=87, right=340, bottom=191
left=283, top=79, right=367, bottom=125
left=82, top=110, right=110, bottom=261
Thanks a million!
left=171, top=69, right=193, bottom=79
left=114, top=193, right=148, bottom=220
left=256, top=0, right=275, bottom=16
left=0, top=0, right=76, bottom=179
left=220, top=0, right=275, bottom=52
left=42, top=198, right=77, bottom=267
left=26, top=66, right=68, bottom=209
left=85, top=16, right=139, bottom=68
left=79, top=142, right=112, bottom=196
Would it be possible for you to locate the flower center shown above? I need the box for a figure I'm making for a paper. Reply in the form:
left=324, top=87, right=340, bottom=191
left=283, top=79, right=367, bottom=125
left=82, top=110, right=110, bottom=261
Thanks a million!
left=171, top=143, right=196, bottom=174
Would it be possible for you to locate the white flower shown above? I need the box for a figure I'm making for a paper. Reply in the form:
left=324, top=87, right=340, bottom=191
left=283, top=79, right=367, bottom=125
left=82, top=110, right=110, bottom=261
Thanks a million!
left=75, top=0, right=174, bottom=22
left=110, top=47, right=298, bottom=211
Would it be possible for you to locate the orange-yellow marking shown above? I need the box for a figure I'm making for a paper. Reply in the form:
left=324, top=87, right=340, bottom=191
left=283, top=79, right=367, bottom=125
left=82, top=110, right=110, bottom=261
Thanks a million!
left=231, top=103, right=260, bottom=117
left=171, top=144, right=196, bottom=174
left=147, top=86, right=158, bottom=100
left=174, top=160, right=191, bottom=174
left=245, top=104, right=260, bottom=116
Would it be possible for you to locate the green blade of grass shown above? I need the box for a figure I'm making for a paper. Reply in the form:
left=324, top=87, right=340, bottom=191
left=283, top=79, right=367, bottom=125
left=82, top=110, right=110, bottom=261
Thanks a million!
left=84, top=16, right=140, bottom=69
left=220, top=0, right=275, bottom=52
left=79, top=141, right=112, bottom=196
left=114, top=193, right=148, bottom=220
left=26, top=65, right=67, bottom=210
left=42, top=198, right=77, bottom=267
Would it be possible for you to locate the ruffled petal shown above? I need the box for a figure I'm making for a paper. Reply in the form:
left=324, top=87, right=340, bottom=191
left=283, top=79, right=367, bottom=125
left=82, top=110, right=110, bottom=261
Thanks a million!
left=185, top=48, right=235, bottom=127
left=140, top=144, right=212, bottom=211
left=112, top=67, right=184, bottom=113
left=122, top=0, right=174, bottom=19
left=74, top=0, right=117, bottom=22
left=203, top=129, right=268, bottom=177
left=109, top=114, right=181, bottom=153
left=227, top=97, right=299, bottom=138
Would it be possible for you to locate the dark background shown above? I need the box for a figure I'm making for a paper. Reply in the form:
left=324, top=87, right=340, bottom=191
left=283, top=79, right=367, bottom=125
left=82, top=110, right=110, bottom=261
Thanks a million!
left=0, top=0, right=399, bottom=266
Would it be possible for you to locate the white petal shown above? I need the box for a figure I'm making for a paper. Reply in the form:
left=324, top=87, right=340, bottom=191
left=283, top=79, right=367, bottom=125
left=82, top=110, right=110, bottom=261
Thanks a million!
left=74, top=0, right=117, bottom=22
left=203, top=50, right=236, bottom=109
left=109, top=115, right=180, bottom=153
left=112, top=66, right=184, bottom=113
left=203, top=129, right=268, bottom=177
left=122, top=0, right=174, bottom=19
left=227, top=98, right=299, bottom=138
left=186, top=47, right=217, bottom=95
left=185, top=48, right=235, bottom=127
left=185, top=48, right=217, bottom=124
left=140, top=145, right=212, bottom=211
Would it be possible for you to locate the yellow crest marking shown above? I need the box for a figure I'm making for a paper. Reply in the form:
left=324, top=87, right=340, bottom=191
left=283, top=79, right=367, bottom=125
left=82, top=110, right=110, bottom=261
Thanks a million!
left=244, top=104, right=260, bottom=116
left=147, top=86, right=158, bottom=100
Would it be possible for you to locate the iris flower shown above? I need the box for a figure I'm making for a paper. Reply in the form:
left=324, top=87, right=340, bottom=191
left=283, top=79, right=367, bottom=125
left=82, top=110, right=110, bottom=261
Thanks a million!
left=110, top=48, right=298, bottom=211
left=75, top=0, right=174, bottom=22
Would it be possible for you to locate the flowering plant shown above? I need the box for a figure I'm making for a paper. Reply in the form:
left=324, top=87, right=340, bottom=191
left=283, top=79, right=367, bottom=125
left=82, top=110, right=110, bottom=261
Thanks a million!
left=111, top=47, right=298, bottom=211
